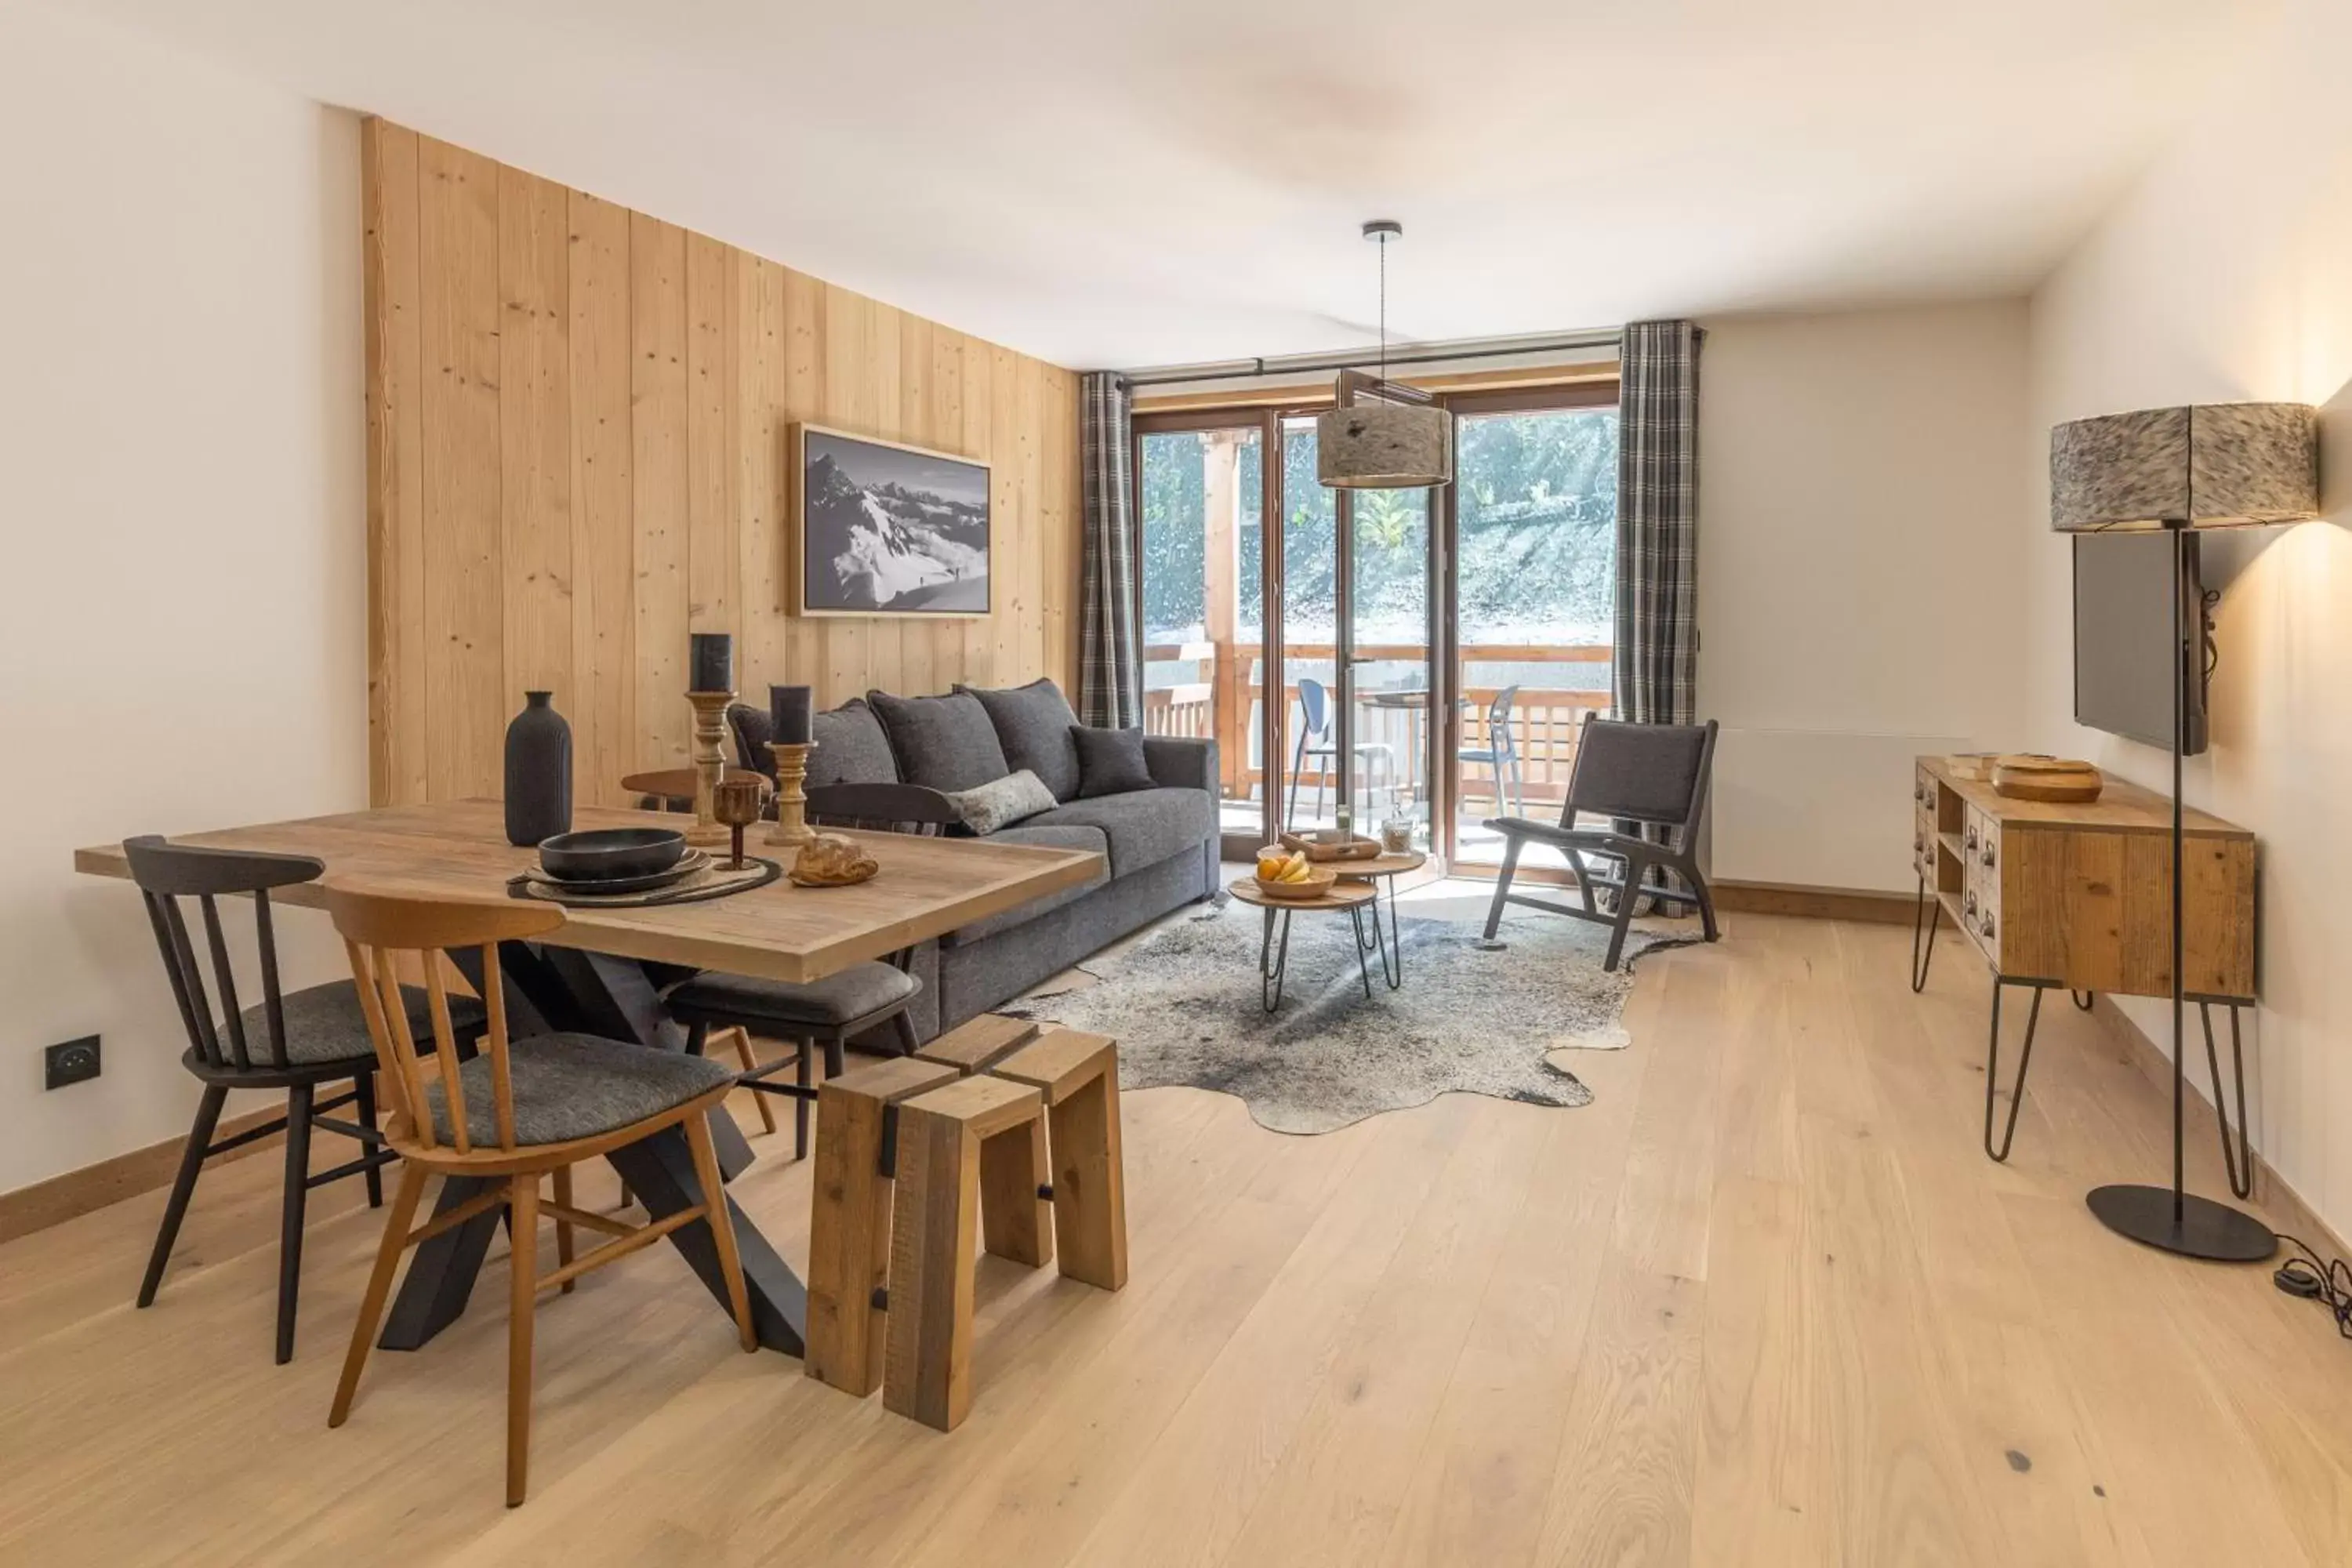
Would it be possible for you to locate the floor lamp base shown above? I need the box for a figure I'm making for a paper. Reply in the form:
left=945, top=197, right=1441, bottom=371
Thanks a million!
left=2087, top=1184, right=2277, bottom=1262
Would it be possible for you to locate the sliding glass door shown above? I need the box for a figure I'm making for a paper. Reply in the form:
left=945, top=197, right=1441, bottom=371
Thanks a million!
left=1135, top=379, right=1616, bottom=872
left=1136, top=416, right=1269, bottom=854
left=1443, top=387, right=1621, bottom=869
left=1269, top=416, right=1435, bottom=844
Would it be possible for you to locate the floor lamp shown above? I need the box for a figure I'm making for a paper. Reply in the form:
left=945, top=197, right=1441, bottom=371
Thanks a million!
left=2049, top=402, right=2320, bottom=1261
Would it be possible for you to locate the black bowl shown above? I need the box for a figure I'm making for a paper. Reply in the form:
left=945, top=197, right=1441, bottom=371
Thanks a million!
left=536, top=826, right=688, bottom=883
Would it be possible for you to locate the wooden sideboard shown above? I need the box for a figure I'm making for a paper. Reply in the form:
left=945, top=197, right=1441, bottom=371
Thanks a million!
left=1911, top=755, right=2254, bottom=1000
left=1909, top=756, right=2258, bottom=1166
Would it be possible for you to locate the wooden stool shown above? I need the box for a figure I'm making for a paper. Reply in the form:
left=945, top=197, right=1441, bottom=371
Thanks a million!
left=883, top=1076, right=1048, bottom=1431
left=990, top=1030, right=1127, bottom=1292
left=913, top=1012, right=1040, bottom=1077
left=803, top=1056, right=957, bottom=1396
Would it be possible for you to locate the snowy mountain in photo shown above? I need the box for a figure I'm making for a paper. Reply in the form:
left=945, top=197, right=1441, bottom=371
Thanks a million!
left=802, top=441, right=989, bottom=612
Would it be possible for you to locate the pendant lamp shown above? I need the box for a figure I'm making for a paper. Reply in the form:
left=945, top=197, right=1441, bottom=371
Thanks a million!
left=1317, top=221, right=1450, bottom=489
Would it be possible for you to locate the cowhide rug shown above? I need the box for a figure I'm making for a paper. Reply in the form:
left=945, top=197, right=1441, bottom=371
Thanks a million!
left=1011, top=898, right=1694, bottom=1134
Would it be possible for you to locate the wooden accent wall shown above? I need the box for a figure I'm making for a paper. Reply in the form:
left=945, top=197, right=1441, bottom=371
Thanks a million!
left=362, top=119, right=1081, bottom=808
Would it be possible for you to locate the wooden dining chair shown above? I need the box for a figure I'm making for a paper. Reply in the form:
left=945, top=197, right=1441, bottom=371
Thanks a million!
left=663, top=782, right=947, bottom=1158
left=322, top=886, right=756, bottom=1508
left=123, top=835, right=483, bottom=1364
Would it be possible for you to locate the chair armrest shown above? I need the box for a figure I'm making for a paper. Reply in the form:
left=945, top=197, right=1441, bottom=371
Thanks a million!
left=1144, top=735, right=1219, bottom=796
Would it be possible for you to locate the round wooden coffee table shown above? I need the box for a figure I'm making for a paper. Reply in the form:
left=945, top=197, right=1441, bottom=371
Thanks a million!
left=1337, top=849, right=1427, bottom=989
left=1228, top=877, right=1381, bottom=1013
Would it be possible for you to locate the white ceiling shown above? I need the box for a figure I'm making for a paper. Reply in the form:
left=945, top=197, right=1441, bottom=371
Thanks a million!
left=71, top=0, right=2276, bottom=369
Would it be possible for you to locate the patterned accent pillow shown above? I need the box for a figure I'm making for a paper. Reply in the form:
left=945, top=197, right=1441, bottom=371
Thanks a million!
left=944, top=768, right=1058, bottom=835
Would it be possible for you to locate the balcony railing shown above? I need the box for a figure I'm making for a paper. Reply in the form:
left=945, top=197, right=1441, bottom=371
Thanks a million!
left=1142, top=640, right=1610, bottom=811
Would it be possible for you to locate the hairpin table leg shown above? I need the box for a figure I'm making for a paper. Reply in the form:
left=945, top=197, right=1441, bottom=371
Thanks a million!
left=2072, top=990, right=2095, bottom=1011
left=2198, top=999, right=2256, bottom=1200
left=1984, top=977, right=2045, bottom=1163
left=1260, top=907, right=1292, bottom=1014
left=1910, top=877, right=1940, bottom=994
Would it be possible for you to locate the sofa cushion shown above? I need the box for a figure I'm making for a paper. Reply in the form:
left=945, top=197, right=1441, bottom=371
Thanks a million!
left=943, top=822, right=1112, bottom=946
left=1024, top=787, right=1213, bottom=877
left=1072, top=724, right=1155, bottom=798
left=956, top=678, right=1082, bottom=801
left=808, top=698, right=901, bottom=789
left=728, top=703, right=776, bottom=780
left=867, top=690, right=1011, bottom=793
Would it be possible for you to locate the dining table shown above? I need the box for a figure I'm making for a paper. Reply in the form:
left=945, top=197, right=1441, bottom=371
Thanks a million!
left=74, top=798, right=1104, bottom=1356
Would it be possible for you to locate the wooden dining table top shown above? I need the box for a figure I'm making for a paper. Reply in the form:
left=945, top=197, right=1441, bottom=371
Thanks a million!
left=74, top=799, right=1105, bottom=985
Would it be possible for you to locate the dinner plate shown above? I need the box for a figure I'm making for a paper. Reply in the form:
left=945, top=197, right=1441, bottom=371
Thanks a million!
left=523, top=849, right=710, bottom=896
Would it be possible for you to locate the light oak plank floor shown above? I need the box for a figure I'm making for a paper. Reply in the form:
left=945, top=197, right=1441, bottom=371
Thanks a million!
left=5, top=895, right=2351, bottom=1566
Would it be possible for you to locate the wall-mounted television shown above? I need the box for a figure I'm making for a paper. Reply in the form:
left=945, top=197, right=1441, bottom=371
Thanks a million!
left=2072, top=532, right=2209, bottom=756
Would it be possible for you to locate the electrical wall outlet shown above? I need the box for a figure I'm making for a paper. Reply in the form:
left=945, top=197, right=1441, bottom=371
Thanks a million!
left=44, top=1035, right=101, bottom=1090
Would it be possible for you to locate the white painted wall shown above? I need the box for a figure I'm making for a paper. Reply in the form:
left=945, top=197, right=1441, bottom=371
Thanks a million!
left=1699, top=303, right=2031, bottom=892
left=0, top=5, right=365, bottom=1196
left=2019, top=0, right=2352, bottom=1238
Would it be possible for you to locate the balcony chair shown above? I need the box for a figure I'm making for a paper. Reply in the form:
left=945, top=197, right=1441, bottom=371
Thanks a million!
left=1457, top=684, right=1526, bottom=819
left=1284, top=675, right=1393, bottom=829
left=1479, top=715, right=1721, bottom=971
left=122, top=835, right=480, bottom=1364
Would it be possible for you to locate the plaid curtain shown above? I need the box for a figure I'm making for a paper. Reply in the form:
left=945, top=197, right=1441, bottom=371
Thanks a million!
left=1610, top=321, right=1704, bottom=906
left=1077, top=373, right=1141, bottom=728
left=1613, top=320, right=1703, bottom=726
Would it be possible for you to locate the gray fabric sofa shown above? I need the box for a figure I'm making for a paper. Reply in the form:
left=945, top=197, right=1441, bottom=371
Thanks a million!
left=730, top=679, right=1218, bottom=1044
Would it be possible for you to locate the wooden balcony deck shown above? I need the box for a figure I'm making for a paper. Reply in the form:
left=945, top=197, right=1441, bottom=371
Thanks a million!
left=1142, top=640, right=1610, bottom=812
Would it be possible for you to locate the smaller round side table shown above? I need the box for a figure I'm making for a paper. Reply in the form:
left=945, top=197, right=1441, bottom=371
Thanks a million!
left=1336, top=849, right=1427, bottom=989
left=1227, top=877, right=1381, bottom=1013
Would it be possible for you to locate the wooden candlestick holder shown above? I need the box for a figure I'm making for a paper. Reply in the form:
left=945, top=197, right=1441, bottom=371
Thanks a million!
left=766, top=741, right=818, bottom=848
left=684, top=690, right=735, bottom=849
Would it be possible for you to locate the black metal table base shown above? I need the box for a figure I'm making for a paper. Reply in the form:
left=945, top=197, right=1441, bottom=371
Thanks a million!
left=379, top=941, right=805, bottom=1356
left=1259, top=901, right=1384, bottom=1012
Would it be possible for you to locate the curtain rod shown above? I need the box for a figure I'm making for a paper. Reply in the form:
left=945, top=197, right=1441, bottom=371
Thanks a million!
left=1115, top=327, right=1623, bottom=388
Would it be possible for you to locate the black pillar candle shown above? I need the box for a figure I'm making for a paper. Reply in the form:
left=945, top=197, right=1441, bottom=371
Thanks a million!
left=771, top=684, right=813, bottom=745
left=688, top=633, right=735, bottom=694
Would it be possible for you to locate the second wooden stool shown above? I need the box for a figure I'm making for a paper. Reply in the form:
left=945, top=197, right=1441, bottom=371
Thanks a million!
left=883, top=1074, right=1049, bottom=1431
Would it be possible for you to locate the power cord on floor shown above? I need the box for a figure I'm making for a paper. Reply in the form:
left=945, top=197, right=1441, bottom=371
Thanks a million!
left=2273, top=1232, right=2352, bottom=1340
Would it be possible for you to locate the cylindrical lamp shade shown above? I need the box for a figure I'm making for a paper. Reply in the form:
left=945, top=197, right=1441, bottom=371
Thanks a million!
left=1316, top=401, right=1451, bottom=488
left=2051, top=403, right=2320, bottom=531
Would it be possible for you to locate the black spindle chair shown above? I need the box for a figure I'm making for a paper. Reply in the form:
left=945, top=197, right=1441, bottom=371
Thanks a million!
left=124, top=836, right=485, bottom=1362
left=662, top=783, right=953, bottom=1158
left=1478, top=717, right=1721, bottom=971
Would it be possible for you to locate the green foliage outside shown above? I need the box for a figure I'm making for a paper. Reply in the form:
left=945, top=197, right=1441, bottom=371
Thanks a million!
left=1139, top=407, right=1617, bottom=645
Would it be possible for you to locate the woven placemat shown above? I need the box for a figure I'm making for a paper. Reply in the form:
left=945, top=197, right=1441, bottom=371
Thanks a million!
left=507, top=856, right=782, bottom=908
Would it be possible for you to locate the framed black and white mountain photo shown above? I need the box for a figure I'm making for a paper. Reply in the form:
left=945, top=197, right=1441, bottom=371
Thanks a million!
left=791, top=424, right=992, bottom=617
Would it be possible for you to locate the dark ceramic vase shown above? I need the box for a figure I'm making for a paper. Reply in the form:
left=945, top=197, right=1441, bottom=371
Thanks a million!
left=504, top=691, right=573, bottom=847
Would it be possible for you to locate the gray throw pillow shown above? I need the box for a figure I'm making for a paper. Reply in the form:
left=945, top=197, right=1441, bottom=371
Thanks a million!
left=808, top=698, right=902, bottom=789
left=956, top=677, right=1082, bottom=801
left=944, top=768, right=1058, bottom=835
left=866, top=689, right=1012, bottom=793
left=1072, top=724, right=1155, bottom=799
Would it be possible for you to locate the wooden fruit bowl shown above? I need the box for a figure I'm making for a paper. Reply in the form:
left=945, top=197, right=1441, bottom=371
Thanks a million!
left=1254, top=865, right=1339, bottom=901
left=1991, top=754, right=2103, bottom=803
